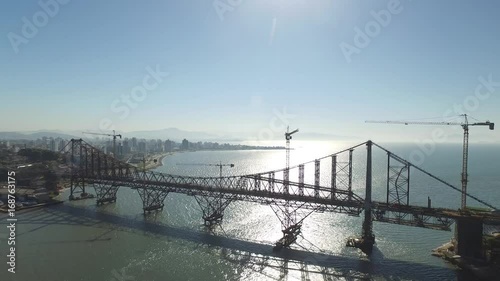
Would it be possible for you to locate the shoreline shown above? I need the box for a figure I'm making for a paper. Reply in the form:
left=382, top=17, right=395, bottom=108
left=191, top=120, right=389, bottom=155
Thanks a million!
left=0, top=199, right=63, bottom=213
left=432, top=241, right=500, bottom=280
left=143, top=152, right=173, bottom=171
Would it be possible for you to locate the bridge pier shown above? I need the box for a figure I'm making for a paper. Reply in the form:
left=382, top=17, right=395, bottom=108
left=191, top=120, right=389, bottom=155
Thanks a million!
left=194, top=193, right=233, bottom=226
left=137, top=187, right=169, bottom=214
left=69, top=176, right=89, bottom=200
left=454, top=217, right=484, bottom=259
left=94, top=182, right=119, bottom=205
left=270, top=202, right=316, bottom=251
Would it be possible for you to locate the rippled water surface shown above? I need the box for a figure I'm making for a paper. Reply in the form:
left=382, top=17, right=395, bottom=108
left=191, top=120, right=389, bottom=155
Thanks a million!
left=1, top=141, right=499, bottom=281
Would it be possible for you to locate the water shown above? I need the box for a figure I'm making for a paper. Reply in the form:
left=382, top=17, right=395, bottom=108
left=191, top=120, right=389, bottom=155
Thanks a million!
left=1, top=141, right=499, bottom=281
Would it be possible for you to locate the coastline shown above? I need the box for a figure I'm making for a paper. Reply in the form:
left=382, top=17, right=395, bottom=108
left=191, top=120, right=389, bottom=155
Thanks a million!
left=143, top=152, right=173, bottom=171
left=0, top=199, right=63, bottom=213
left=432, top=241, right=500, bottom=280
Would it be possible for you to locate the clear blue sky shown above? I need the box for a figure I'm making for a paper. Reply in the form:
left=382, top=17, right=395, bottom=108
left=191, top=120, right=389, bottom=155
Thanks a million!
left=1, top=0, right=499, bottom=142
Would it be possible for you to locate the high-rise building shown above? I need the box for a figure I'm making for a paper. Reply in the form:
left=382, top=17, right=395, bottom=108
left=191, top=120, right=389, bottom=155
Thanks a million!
left=131, top=137, right=137, bottom=149
left=164, top=139, right=173, bottom=152
left=156, top=139, right=163, bottom=152
left=122, top=139, right=130, bottom=154
left=118, top=142, right=123, bottom=156
left=49, top=138, right=56, bottom=151
left=59, top=139, right=66, bottom=152
left=138, top=141, right=147, bottom=153
left=181, top=139, right=189, bottom=150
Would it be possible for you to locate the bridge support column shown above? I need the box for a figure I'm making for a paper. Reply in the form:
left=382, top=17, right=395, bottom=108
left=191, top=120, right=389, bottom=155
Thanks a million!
left=348, top=149, right=353, bottom=200
left=268, top=172, right=275, bottom=192
left=194, top=193, right=233, bottom=226
left=270, top=202, right=316, bottom=251
left=331, top=155, right=337, bottom=200
left=298, top=165, right=304, bottom=196
left=314, top=160, right=320, bottom=198
left=271, top=203, right=301, bottom=250
left=137, top=187, right=169, bottom=214
left=94, top=182, right=119, bottom=205
left=455, top=217, right=484, bottom=259
left=347, top=141, right=374, bottom=254
left=70, top=176, right=86, bottom=200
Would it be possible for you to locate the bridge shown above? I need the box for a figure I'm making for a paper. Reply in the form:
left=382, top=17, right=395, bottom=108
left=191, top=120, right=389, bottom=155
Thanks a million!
left=62, top=139, right=499, bottom=256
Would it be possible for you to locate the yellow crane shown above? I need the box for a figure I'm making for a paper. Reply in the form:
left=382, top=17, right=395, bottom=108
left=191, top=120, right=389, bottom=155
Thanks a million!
left=366, top=114, right=494, bottom=210
left=82, top=130, right=122, bottom=157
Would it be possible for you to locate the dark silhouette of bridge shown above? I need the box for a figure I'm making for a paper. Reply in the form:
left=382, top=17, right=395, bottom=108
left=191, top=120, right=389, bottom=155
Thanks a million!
left=62, top=139, right=499, bottom=256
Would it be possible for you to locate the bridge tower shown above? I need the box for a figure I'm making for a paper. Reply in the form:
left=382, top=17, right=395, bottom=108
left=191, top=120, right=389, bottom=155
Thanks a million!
left=346, top=140, right=375, bottom=254
left=69, top=139, right=87, bottom=200
left=361, top=140, right=375, bottom=252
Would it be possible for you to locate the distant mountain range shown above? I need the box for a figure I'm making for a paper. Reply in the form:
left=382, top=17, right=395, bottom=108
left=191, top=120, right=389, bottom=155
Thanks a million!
left=0, top=128, right=356, bottom=142
left=128, top=128, right=217, bottom=141
left=0, top=131, right=79, bottom=140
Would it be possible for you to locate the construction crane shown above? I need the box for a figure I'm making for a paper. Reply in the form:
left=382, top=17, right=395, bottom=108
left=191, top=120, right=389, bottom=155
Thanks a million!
left=284, top=126, right=299, bottom=182
left=176, top=162, right=235, bottom=177
left=82, top=130, right=122, bottom=158
left=366, top=114, right=494, bottom=209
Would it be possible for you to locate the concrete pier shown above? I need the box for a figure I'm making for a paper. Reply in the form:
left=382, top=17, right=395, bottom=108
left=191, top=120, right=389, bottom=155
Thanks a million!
left=455, top=217, right=484, bottom=259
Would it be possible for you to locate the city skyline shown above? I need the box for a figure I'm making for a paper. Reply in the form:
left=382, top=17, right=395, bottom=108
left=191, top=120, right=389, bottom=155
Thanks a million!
left=1, top=0, right=499, bottom=143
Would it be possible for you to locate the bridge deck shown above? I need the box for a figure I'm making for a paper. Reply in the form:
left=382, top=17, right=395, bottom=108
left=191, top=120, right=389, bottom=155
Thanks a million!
left=85, top=172, right=497, bottom=231
left=66, top=138, right=499, bottom=233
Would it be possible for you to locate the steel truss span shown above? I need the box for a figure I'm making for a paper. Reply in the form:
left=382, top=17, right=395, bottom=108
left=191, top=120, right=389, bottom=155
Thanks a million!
left=64, top=139, right=498, bottom=254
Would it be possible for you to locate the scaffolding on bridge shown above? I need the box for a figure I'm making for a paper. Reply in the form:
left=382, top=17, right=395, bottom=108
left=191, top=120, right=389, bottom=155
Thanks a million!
left=61, top=138, right=499, bottom=255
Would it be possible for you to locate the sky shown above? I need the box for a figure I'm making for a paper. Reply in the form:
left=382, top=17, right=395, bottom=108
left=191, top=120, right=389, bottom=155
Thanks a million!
left=1, top=0, right=499, bottom=143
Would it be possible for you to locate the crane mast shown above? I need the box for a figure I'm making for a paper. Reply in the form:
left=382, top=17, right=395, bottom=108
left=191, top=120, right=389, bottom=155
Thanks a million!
left=82, top=130, right=122, bottom=158
left=176, top=162, right=235, bottom=177
left=461, top=123, right=469, bottom=209
left=366, top=114, right=494, bottom=210
left=284, top=126, right=299, bottom=194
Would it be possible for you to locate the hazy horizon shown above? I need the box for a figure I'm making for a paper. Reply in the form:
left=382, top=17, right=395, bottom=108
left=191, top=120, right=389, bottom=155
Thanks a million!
left=1, top=1, right=499, bottom=143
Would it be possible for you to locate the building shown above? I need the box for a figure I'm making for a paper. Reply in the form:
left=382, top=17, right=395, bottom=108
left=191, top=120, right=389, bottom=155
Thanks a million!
left=138, top=141, right=147, bottom=153
left=156, top=139, right=163, bottom=152
left=131, top=137, right=137, bottom=149
left=181, top=139, right=189, bottom=150
left=49, top=138, right=56, bottom=151
left=58, top=139, right=67, bottom=152
left=122, top=139, right=130, bottom=154
left=164, top=139, right=173, bottom=152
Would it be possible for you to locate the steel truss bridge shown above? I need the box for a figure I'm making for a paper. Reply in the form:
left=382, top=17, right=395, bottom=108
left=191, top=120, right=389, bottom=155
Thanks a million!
left=63, top=139, right=499, bottom=254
